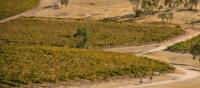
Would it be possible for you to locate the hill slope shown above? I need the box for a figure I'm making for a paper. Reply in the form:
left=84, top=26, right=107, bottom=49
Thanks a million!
left=0, top=46, right=175, bottom=87
left=167, top=34, right=200, bottom=52
left=0, top=18, right=184, bottom=49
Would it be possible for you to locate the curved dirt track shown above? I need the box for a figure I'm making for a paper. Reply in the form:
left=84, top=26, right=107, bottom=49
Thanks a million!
left=105, top=29, right=200, bottom=54
left=118, top=66, right=200, bottom=88
left=105, top=28, right=200, bottom=88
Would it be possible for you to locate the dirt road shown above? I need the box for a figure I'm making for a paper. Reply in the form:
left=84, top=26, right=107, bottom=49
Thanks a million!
left=105, top=28, right=200, bottom=55
left=104, top=28, right=200, bottom=88
left=118, top=66, right=200, bottom=88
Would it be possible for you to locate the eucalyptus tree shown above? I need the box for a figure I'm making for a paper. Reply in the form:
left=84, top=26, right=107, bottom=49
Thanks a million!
left=163, top=0, right=182, bottom=10
left=161, top=0, right=189, bottom=10
left=174, top=0, right=187, bottom=9
left=130, top=0, right=161, bottom=10
left=60, top=0, right=69, bottom=7
left=153, top=0, right=162, bottom=10
left=164, top=0, right=175, bottom=10
left=141, top=0, right=155, bottom=14
left=188, top=0, right=199, bottom=10
left=129, top=0, right=143, bottom=10
left=130, top=0, right=161, bottom=17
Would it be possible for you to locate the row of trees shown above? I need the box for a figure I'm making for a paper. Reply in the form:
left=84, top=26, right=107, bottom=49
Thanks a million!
left=129, top=0, right=199, bottom=17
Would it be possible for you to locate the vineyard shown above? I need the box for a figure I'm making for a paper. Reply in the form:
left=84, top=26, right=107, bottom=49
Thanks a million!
left=0, top=17, right=183, bottom=87
left=0, top=0, right=40, bottom=19
left=1, top=0, right=200, bottom=88
left=0, top=46, right=175, bottom=87
left=167, top=34, right=200, bottom=52
left=0, top=17, right=184, bottom=49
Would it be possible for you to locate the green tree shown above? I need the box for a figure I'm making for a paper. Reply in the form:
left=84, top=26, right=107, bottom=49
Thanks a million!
left=130, top=0, right=143, bottom=10
left=174, top=0, right=187, bottom=9
left=73, top=27, right=88, bottom=48
left=164, top=0, right=175, bottom=10
left=191, top=40, right=200, bottom=62
left=60, top=0, right=69, bottom=7
left=188, top=0, right=199, bottom=10
left=130, top=0, right=160, bottom=17
left=163, top=0, right=185, bottom=10
left=142, top=0, right=154, bottom=13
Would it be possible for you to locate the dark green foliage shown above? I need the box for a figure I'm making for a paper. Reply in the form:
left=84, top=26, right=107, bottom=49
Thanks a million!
left=60, top=0, right=69, bottom=6
left=188, top=0, right=199, bottom=11
left=130, top=0, right=158, bottom=17
left=73, top=27, right=88, bottom=48
left=191, top=40, right=200, bottom=60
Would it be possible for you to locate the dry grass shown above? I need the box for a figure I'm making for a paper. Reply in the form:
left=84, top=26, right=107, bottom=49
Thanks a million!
left=141, top=51, right=200, bottom=88
left=0, top=0, right=40, bottom=19
left=0, top=17, right=184, bottom=49
left=0, top=46, right=175, bottom=87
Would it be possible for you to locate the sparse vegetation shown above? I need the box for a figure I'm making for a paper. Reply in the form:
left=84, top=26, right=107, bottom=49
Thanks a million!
left=167, top=34, right=200, bottom=52
left=0, top=17, right=184, bottom=49
left=0, top=0, right=40, bottom=20
left=191, top=40, right=200, bottom=61
left=167, top=33, right=200, bottom=63
left=0, top=46, right=175, bottom=87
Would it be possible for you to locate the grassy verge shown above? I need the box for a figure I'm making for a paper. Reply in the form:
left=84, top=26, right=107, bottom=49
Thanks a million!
left=0, top=0, right=40, bottom=20
left=0, top=46, right=175, bottom=87
left=167, top=34, right=200, bottom=52
left=0, top=17, right=184, bottom=49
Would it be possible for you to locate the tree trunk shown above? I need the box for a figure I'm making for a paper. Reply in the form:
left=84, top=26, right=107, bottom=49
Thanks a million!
left=193, top=56, right=196, bottom=60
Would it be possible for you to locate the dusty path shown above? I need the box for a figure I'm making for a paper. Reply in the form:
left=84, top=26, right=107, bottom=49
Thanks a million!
left=0, top=0, right=59, bottom=24
left=28, top=0, right=133, bottom=20
left=105, top=28, right=200, bottom=54
left=118, top=66, right=200, bottom=88
left=105, top=28, right=200, bottom=88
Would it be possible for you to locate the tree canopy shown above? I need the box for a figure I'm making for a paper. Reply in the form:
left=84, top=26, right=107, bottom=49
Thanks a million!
left=129, top=0, right=199, bottom=17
